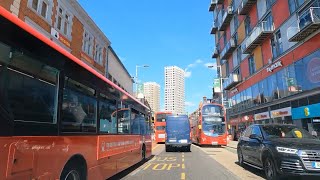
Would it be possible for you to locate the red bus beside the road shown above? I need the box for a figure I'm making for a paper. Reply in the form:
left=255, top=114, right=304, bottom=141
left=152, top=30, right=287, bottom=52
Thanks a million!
left=0, top=7, right=152, bottom=180
left=154, top=112, right=172, bottom=143
left=189, top=99, right=227, bottom=146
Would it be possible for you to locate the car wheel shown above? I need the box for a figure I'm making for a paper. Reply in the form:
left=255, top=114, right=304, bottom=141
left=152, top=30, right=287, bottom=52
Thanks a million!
left=237, top=148, right=244, bottom=166
left=264, top=156, right=279, bottom=180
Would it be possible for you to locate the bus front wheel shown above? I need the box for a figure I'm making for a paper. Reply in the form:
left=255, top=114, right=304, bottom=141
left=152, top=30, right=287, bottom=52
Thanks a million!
left=61, top=158, right=87, bottom=180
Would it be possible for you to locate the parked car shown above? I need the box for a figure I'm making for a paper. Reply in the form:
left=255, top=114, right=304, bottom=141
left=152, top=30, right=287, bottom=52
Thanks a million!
left=165, top=115, right=191, bottom=152
left=237, top=124, right=320, bottom=180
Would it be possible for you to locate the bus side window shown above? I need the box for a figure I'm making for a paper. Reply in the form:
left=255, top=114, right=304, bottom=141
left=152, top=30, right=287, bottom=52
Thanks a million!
left=131, top=112, right=140, bottom=134
left=117, top=108, right=131, bottom=134
left=99, top=96, right=117, bottom=134
left=1, top=46, right=59, bottom=125
left=61, top=78, right=97, bottom=133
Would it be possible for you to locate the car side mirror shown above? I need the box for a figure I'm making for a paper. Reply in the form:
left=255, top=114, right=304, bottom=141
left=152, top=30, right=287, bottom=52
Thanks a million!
left=249, top=134, right=262, bottom=142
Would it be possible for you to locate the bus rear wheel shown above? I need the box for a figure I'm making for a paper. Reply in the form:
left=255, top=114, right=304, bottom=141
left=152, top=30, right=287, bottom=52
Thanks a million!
left=61, top=159, right=86, bottom=180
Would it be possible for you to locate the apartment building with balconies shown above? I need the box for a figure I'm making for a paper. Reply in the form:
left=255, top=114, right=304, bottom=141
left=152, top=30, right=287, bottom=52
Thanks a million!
left=209, top=0, right=320, bottom=137
left=1, top=0, right=133, bottom=94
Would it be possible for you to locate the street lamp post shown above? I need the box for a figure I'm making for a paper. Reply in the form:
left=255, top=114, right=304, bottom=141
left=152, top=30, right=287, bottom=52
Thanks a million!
left=208, top=65, right=224, bottom=105
left=135, top=65, right=149, bottom=95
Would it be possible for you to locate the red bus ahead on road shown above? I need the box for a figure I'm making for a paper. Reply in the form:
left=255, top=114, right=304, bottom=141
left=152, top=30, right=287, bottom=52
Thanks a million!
left=189, top=98, right=227, bottom=146
left=0, top=7, right=152, bottom=180
left=154, top=111, right=172, bottom=143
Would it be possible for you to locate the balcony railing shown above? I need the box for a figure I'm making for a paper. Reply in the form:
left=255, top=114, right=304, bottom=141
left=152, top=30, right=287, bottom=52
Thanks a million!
left=212, top=47, right=219, bottom=58
left=223, top=73, right=242, bottom=90
left=219, top=6, right=234, bottom=31
left=242, top=21, right=274, bottom=54
left=220, top=38, right=236, bottom=60
left=287, top=7, right=320, bottom=42
left=238, top=0, right=257, bottom=15
left=209, top=0, right=223, bottom=12
left=210, top=21, right=218, bottom=34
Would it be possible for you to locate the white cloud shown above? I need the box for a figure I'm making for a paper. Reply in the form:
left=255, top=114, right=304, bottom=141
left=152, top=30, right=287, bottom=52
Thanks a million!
left=195, top=59, right=203, bottom=64
left=185, top=101, right=195, bottom=107
left=184, top=71, right=192, bottom=78
left=184, top=59, right=205, bottom=78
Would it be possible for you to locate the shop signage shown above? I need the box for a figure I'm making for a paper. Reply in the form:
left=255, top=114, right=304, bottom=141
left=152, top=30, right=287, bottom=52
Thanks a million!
left=270, top=107, right=292, bottom=118
left=254, top=111, right=270, bottom=121
left=51, top=28, right=71, bottom=48
left=229, top=118, right=239, bottom=125
left=292, top=103, right=320, bottom=120
left=313, top=119, right=320, bottom=123
left=241, top=115, right=253, bottom=122
left=267, top=61, right=282, bottom=72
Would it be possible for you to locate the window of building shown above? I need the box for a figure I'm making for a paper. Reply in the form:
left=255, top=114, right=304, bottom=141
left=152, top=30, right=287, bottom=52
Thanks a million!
left=266, top=0, right=276, bottom=9
left=28, top=0, right=53, bottom=22
left=234, top=32, right=238, bottom=46
left=234, top=13, right=239, bottom=30
left=245, top=16, right=251, bottom=36
left=223, top=33, right=227, bottom=46
left=225, top=62, right=230, bottom=77
left=237, top=47, right=242, bottom=63
left=271, top=30, right=283, bottom=59
left=252, top=83, right=260, bottom=105
left=288, top=0, right=305, bottom=14
left=55, top=5, right=72, bottom=39
left=94, top=44, right=103, bottom=65
left=248, top=56, right=256, bottom=75
left=82, top=30, right=94, bottom=57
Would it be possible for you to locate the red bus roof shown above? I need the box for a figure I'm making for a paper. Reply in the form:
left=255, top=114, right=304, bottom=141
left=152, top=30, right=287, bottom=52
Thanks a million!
left=0, top=6, right=149, bottom=110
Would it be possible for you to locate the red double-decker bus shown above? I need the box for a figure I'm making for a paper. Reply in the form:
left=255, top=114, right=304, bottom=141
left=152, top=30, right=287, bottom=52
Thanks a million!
left=190, top=99, right=227, bottom=146
left=0, top=7, right=152, bottom=180
left=154, top=111, right=172, bottom=143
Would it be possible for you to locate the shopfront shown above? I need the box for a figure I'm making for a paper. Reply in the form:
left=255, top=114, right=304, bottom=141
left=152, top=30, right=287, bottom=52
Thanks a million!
left=254, top=111, right=270, bottom=124
left=292, top=103, right=320, bottom=136
left=228, top=117, right=239, bottom=140
left=239, top=115, right=254, bottom=129
left=270, top=107, right=293, bottom=124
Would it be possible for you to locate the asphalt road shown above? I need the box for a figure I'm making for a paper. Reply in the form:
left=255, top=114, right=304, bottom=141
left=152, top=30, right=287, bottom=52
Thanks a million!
left=111, top=144, right=239, bottom=180
left=108, top=144, right=320, bottom=180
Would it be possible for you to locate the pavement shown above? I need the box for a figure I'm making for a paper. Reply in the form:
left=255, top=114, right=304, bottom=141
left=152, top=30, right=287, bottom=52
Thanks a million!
left=226, top=140, right=238, bottom=149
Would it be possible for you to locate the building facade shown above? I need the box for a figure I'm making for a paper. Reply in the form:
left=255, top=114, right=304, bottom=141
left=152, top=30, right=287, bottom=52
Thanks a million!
left=1, top=0, right=133, bottom=94
left=164, top=66, right=185, bottom=114
left=143, top=82, right=160, bottom=113
left=209, top=0, right=320, bottom=137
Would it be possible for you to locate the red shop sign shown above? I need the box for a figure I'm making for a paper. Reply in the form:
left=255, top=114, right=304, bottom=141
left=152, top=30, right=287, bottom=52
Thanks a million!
left=241, top=115, right=253, bottom=122
left=229, top=118, right=239, bottom=125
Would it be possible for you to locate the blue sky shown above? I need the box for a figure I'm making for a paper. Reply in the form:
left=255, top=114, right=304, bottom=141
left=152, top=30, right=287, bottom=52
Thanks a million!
left=78, top=0, right=217, bottom=114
